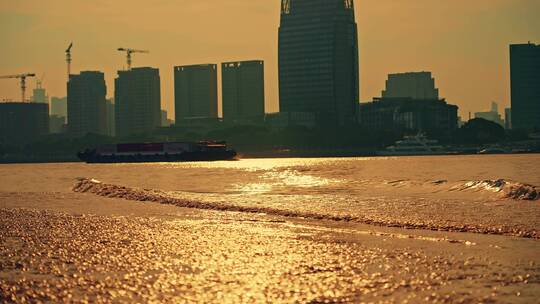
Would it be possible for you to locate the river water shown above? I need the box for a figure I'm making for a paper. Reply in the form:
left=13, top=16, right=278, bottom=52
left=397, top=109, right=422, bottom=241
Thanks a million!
left=2, top=154, right=539, bottom=237
left=1, top=154, right=540, bottom=302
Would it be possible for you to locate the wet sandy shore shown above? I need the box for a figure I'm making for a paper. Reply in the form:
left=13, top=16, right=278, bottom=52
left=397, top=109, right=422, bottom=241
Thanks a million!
left=1, top=192, right=539, bottom=303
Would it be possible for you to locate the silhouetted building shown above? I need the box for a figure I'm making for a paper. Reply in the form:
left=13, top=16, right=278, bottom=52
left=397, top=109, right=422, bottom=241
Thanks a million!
left=115, top=67, right=161, bottom=137
left=358, top=98, right=458, bottom=138
left=105, top=99, right=115, bottom=137
left=474, top=102, right=504, bottom=127
left=174, top=64, right=218, bottom=122
left=510, top=42, right=540, bottom=130
left=222, top=60, right=265, bottom=123
left=505, top=108, right=512, bottom=130
left=0, top=102, right=49, bottom=144
left=278, top=0, right=359, bottom=125
left=382, top=72, right=439, bottom=100
left=50, top=97, right=67, bottom=118
left=67, top=71, right=107, bottom=136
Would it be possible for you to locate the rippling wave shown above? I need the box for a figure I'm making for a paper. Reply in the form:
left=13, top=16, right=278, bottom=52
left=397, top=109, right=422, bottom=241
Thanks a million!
left=452, top=179, right=539, bottom=200
left=383, top=178, right=539, bottom=200
left=73, top=178, right=539, bottom=238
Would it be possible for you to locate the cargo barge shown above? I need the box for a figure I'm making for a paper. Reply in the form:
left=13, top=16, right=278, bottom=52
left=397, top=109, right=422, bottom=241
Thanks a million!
left=78, top=141, right=237, bottom=163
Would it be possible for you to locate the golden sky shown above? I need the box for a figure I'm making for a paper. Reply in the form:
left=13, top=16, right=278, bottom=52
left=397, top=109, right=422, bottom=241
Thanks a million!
left=1, top=0, right=539, bottom=119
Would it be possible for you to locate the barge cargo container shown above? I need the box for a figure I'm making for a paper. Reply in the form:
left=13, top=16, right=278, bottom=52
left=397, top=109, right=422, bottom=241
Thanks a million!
left=78, top=141, right=237, bottom=163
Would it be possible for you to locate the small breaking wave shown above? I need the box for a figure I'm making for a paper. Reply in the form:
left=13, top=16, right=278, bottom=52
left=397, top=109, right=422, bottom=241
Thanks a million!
left=73, top=178, right=538, bottom=238
left=452, top=179, right=539, bottom=201
left=383, top=178, right=539, bottom=200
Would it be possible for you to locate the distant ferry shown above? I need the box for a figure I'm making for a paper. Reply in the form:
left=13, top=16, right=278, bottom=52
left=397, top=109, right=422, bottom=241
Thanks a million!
left=377, top=134, right=451, bottom=156
left=78, top=141, right=237, bottom=163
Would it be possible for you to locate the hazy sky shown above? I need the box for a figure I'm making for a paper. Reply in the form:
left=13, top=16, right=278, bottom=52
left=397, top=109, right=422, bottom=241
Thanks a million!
left=1, top=0, right=539, bottom=118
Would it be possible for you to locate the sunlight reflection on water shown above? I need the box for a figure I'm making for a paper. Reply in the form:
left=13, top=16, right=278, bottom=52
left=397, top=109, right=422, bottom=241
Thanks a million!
left=157, top=157, right=368, bottom=171
left=233, top=168, right=338, bottom=194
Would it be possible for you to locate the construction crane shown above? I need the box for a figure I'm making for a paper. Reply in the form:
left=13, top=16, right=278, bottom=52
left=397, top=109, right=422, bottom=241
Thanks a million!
left=117, top=48, right=149, bottom=70
left=66, top=42, right=73, bottom=77
left=36, top=73, right=46, bottom=89
left=0, top=73, right=36, bottom=102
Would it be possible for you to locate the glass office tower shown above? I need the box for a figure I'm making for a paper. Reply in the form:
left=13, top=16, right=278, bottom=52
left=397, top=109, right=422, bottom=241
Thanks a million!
left=278, top=0, right=359, bottom=125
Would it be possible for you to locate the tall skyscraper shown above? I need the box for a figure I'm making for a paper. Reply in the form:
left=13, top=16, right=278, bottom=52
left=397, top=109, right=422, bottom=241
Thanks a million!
left=278, top=0, right=359, bottom=125
left=174, top=64, right=218, bottom=122
left=382, top=72, right=439, bottom=100
left=510, top=42, right=540, bottom=131
left=222, top=60, right=265, bottom=123
left=67, top=71, right=107, bottom=136
left=115, top=67, right=161, bottom=137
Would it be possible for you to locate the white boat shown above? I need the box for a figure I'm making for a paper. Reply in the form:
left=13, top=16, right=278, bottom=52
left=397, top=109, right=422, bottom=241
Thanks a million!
left=478, top=146, right=512, bottom=155
left=377, top=134, right=450, bottom=156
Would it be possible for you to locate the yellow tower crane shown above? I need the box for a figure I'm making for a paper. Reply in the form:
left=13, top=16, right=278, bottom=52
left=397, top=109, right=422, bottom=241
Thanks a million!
left=0, top=73, right=36, bottom=102
left=117, top=48, right=149, bottom=70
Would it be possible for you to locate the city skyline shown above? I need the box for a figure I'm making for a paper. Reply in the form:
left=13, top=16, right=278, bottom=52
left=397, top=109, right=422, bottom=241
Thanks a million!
left=1, top=0, right=540, bottom=119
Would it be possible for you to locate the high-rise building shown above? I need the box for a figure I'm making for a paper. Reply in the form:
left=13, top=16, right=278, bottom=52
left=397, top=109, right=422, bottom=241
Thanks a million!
left=174, top=64, right=218, bottom=122
left=278, top=0, right=359, bottom=125
left=115, top=67, right=161, bottom=137
left=382, top=72, right=439, bottom=100
left=67, top=71, right=107, bottom=136
left=222, top=60, right=265, bottom=123
left=0, top=103, right=49, bottom=144
left=50, top=97, right=67, bottom=118
left=510, top=42, right=540, bottom=131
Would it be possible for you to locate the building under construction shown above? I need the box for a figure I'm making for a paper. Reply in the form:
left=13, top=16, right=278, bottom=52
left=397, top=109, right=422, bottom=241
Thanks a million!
left=0, top=102, right=49, bottom=144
